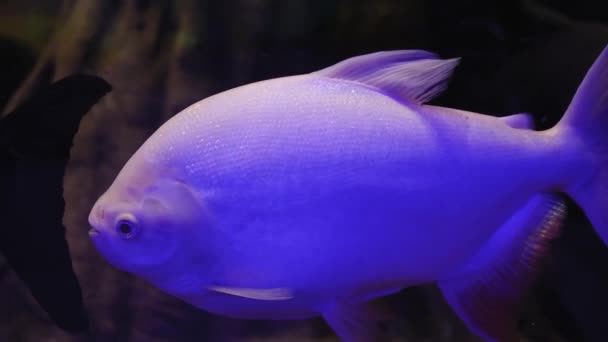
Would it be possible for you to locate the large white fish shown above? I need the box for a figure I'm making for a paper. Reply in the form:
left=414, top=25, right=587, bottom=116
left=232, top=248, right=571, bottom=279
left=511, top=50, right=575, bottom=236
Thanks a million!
left=89, top=46, right=608, bottom=342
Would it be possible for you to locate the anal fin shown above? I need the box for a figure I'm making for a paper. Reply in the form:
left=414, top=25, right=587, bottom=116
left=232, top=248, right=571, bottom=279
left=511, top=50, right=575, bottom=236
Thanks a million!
left=438, top=193, right=567, bottom=342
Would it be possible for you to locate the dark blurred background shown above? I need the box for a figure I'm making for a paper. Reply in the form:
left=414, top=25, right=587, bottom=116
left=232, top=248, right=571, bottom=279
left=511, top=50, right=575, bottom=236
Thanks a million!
left=1, top=0, right=608, bottom=341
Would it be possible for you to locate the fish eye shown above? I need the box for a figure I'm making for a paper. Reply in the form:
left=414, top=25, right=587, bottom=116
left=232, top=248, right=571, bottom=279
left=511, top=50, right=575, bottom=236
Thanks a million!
left=115, top=214, right=139, bottom=239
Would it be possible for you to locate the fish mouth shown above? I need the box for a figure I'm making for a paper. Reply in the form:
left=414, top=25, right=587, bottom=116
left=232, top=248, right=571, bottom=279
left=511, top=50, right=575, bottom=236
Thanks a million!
left=88, top=228, right=101, bottom=237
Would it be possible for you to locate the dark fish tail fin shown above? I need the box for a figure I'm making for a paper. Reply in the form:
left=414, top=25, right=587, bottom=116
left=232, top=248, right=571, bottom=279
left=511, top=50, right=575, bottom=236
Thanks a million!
left=0, top=74, right=111, bottom=332
left=557, top=44, right=608, bottom=246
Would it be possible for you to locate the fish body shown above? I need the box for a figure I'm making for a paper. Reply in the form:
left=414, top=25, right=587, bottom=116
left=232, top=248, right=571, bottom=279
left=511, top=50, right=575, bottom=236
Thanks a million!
left=89, top=48, right=608, bottom=341
left=134, top=76, right=551, bottom=296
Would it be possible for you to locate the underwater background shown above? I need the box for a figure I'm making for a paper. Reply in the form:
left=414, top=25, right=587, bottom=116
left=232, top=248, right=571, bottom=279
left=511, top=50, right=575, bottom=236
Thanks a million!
left=1, top=0, right=608, bottom=341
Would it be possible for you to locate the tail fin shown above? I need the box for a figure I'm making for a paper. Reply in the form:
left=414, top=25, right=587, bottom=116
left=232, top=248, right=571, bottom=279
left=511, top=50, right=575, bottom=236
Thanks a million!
left=558, top=44, right=608, bottom=245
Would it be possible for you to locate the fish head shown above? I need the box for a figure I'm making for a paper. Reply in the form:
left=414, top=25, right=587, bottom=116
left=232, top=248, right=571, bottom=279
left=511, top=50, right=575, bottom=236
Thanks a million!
left=88, top=161, right=210, bottom=279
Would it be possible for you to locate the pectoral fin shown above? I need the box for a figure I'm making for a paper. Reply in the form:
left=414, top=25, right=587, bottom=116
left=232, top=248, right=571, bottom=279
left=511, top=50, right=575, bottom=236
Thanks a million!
left=207, top=285, right=294, bottom=301
left=438, top=193, right=567, bottom=342
left=322, top=300, right=392, bottom=342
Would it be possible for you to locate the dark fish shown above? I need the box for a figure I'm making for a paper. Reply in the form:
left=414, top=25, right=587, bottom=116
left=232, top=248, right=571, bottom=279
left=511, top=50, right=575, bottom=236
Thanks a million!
left=0, top=74, right=111, bottom=332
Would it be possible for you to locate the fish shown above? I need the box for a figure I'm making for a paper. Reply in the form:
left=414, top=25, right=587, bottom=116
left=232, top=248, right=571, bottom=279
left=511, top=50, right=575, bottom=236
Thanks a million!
left=0, top=74, right=111, bottom=332
left=88, top=45, right=608, bottom=342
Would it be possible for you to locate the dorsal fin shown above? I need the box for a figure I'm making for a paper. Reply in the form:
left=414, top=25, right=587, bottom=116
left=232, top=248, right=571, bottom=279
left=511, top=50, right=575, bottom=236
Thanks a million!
left=313, top=50, right=460, bottom=104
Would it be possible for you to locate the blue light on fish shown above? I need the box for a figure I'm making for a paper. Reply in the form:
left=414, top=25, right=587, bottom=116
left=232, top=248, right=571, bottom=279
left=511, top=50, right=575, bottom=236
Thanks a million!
left=89, top=46, right=608, bottom=342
